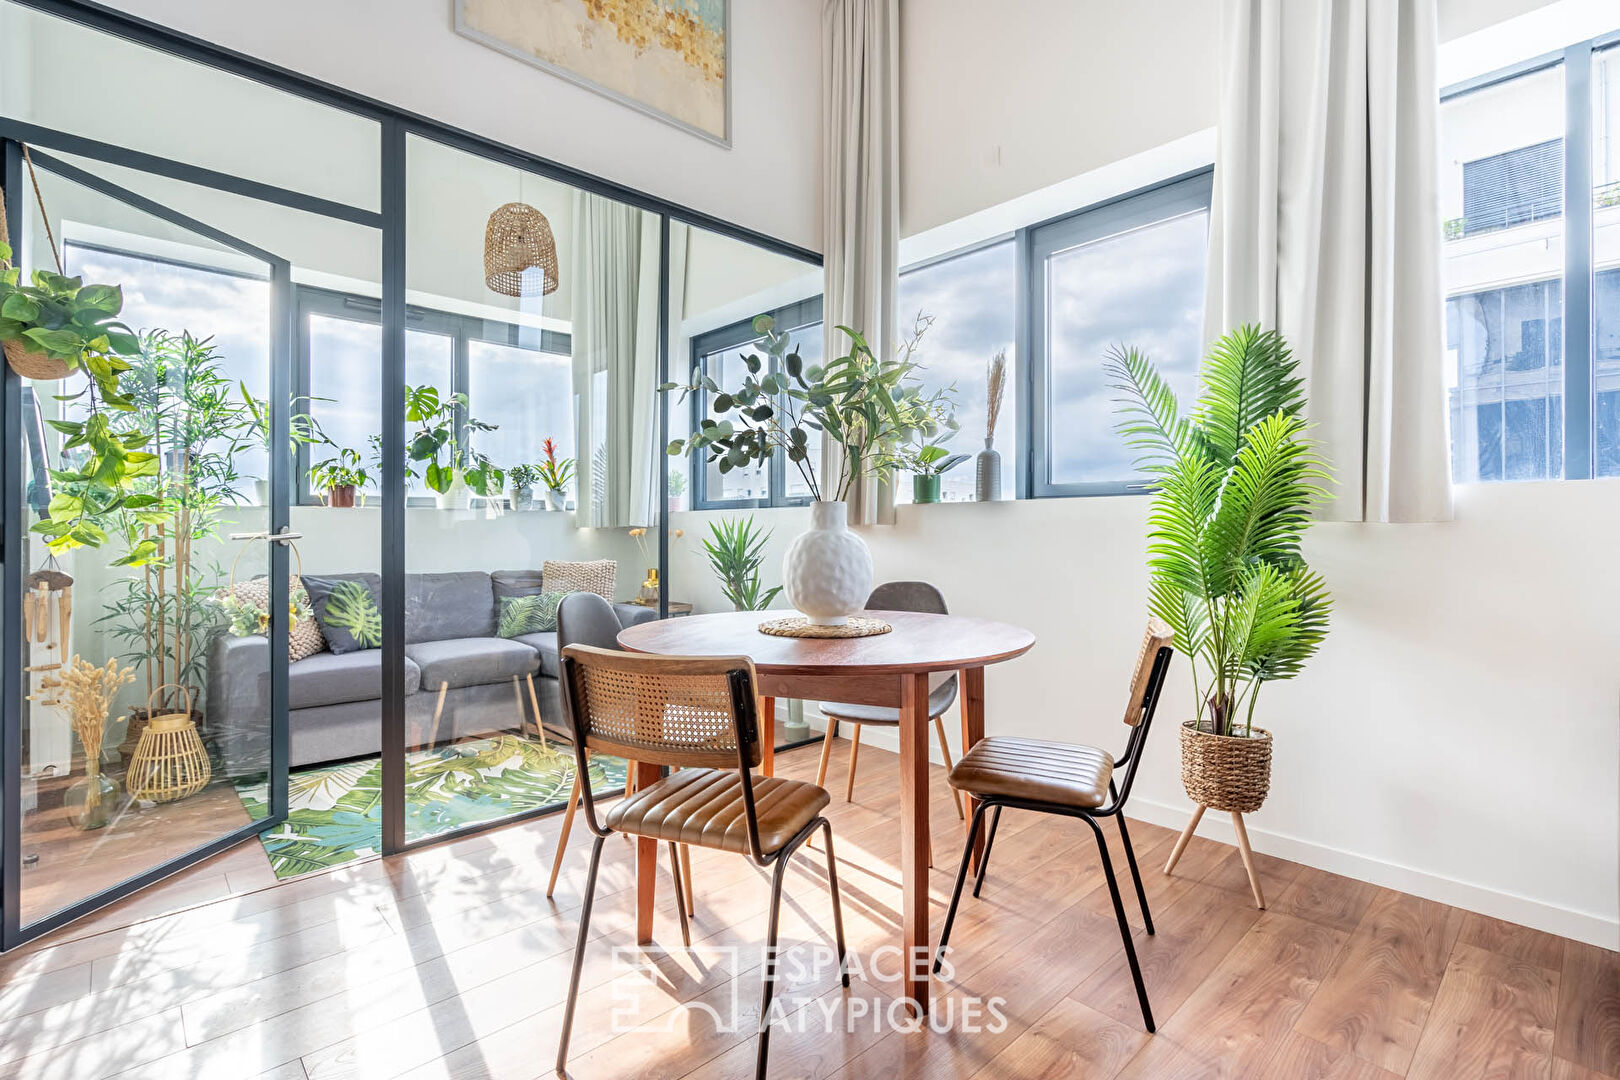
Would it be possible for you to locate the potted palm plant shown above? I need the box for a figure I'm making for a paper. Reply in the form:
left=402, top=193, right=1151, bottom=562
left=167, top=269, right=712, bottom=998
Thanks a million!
left=662, top=314, right=938, bottom=625
left=1109, top=324, right=1332, bottom=817
left=703, top=515, right=784, bottom=612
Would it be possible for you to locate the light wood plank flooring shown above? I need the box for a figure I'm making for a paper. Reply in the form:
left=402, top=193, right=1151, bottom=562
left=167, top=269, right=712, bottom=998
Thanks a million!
left=1, top=738, right=1616, bottom=1080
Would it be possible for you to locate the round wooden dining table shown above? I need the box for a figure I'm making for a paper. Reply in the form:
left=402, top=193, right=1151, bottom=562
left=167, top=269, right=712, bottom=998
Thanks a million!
left=618, top=608, right=1036, bottom=1013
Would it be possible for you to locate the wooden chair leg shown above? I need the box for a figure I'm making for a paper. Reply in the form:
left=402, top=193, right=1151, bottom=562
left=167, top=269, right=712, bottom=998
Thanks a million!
left=546, top=772, right=583, bottom=898
left=815, top=720, right=838, bottom=789
left=679, top=843, right=695, bottom=917
left=624, top=762, right=636, bottom=800
left=844, top=723, right=862, bottom=802
left=932, top=714, right=964, bottom=820
left=431, top=681, right=449, bottom=727
left=1230, top=811, right=1265, bottom=909
left=1163, top=803, right=1205, bottom=875
left=525, top=674, right=546, bottom=747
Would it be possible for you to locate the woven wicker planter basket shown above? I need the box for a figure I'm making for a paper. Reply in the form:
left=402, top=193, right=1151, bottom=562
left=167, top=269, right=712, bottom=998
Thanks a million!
left=1179, top=722, right=1272, bottom=814
left=3, top=338, right=71, bottom=381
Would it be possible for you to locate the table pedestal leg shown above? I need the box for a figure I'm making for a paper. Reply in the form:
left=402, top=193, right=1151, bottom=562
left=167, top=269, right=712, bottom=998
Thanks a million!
left=899, top=672, right=931, bottom=1015
left=634, top=760, right=662, bottom=944
left=959, top=666, right=985, bottom=875
left=760, top=696, right=775, bottom=777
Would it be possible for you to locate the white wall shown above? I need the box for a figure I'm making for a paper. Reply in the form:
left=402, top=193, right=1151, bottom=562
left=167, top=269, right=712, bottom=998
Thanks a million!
left=678, top=0, right=1620, bottom=950
left=97, top=0, right=823, bottom=251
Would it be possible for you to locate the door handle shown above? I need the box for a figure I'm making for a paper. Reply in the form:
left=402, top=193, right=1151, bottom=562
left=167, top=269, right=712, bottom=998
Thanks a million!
left=228, top=527, right=304, bottom=545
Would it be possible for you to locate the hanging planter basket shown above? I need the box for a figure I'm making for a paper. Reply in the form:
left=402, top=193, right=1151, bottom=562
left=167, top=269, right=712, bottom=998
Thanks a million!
left=0, top=155, right=74, bottom=381
left=1179, top=721, right=1272, bottom=814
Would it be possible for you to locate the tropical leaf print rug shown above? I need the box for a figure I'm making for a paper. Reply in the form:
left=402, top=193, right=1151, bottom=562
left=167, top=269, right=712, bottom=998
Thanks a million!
left=234, top=735, right=627, bottom=879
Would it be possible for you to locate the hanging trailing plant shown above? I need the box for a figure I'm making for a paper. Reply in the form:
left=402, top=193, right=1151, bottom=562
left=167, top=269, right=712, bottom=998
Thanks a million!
left=0, top=165, right=151, bottom=554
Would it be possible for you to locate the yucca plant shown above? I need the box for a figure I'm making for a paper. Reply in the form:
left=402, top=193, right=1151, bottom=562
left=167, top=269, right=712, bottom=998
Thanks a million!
left=1108, top=324, right=1333, bottom=738
left=703, top=515, right=782, bottom=612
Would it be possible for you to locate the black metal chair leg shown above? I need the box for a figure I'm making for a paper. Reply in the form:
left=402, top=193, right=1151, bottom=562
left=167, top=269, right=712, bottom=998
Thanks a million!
left=818, top=819, right=850, bottom=986
left=1110, top=781, right=1153, bottom=935
left=755, top=853, right=791, bottom=1080
left=556, top=833, right=606, bottom=1074
left=972, top=804, right=1002, bottom=898
left=668, top=841, right=692, bottom=947
left=933, top=801, right=988, bottom=975
left=1085, top=818, right=1154, bottom=1032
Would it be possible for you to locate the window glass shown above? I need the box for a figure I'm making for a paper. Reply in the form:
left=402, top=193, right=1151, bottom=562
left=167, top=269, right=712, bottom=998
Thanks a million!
left=896, top=241, right=1017, bottom=503
left=63, top=243, right=270, bottom=500
left=1441, top=62, right=1566, bottom=482
left=305, top=312, right=453, bottom=500
left=468, top=339, right=575, bottom=481
left=1032, top=178, right=1211, bottom=491
left=1595, top=45, right=1620, bottom=476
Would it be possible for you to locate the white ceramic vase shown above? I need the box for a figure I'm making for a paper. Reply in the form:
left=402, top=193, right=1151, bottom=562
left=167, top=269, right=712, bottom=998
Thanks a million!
left=434, top=474, right=472, bottom=511
left=782, top=501, right=873, bottom=626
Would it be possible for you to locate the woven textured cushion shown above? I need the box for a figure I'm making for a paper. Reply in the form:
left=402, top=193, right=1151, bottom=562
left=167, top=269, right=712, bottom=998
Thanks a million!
left=948, top=736, right=1114, bottom=810
left=541, top=559, right=616, bottom=600
left=218, top=576, right=324, bottom=661
left=605, top=767, right=830, bottom=856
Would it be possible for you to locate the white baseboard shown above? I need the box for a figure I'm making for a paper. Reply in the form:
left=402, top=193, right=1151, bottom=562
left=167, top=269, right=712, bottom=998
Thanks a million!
left=799, top=714, right=1620, bottom=951
left=1127, top=795, right=1619, bottom=951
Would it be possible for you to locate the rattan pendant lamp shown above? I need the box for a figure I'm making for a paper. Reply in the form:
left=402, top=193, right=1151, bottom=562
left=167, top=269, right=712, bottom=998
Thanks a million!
left=483, top=184, right=559, bottom=297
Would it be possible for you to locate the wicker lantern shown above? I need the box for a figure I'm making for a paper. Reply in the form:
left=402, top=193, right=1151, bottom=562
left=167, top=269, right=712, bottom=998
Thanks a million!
left=484, top=202, right=559, bottom=297
left=126, top=685, right=211, bottom=803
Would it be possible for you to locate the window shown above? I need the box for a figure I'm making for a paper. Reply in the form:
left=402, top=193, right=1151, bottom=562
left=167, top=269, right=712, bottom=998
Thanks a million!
left=63, top=241, right=271, bottom=500
left=298, top=288, right=570, bottom=504
left=895, top=240, right=1017, bottom=504
left=1442, top=31, right=1620, bottom=483
left=687, top=298, right=823, bottom=510
left=1027, top=171, right=1213, bottom=497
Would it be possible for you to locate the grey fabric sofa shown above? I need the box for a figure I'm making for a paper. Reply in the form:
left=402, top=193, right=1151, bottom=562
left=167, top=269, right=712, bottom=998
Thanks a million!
left=205, top=569, right=658, bottom=776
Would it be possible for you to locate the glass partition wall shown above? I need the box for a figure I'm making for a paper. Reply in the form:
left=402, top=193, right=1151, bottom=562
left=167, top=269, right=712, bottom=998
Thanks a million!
left=0, top=0, right=818, bottom=948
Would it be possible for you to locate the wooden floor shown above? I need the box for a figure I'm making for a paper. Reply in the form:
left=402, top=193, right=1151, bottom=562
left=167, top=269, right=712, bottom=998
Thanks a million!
left=1, top=737, right=1616, bottom=1080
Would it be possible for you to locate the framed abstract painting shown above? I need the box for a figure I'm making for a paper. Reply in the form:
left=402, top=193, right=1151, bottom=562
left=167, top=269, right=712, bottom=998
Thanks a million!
left=455, top=0, right=731, bottom=147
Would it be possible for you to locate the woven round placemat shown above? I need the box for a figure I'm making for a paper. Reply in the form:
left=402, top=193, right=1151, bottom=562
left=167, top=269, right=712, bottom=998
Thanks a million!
left=757, top=616, right=893, bottom=639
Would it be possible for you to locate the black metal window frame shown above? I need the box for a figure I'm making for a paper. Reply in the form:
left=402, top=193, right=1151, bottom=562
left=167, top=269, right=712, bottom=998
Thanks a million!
left=688, top=296, right=823, bottom=510
left=0, top=0, right=820, bottom=950
left=1021, top=168, right=1215, bottom=499
left=292, top=286, right=571, bottom=507
left=1441, top=27, right=1620, bottom=482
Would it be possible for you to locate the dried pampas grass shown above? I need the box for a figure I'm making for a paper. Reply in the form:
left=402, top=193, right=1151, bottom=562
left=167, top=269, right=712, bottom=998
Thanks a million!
left=985, top=350, right=1008, bottom=443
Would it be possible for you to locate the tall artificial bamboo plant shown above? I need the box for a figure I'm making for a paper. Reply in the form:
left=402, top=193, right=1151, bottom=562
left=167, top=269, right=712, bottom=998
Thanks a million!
left=1109, top=324, right=1333, bottom=738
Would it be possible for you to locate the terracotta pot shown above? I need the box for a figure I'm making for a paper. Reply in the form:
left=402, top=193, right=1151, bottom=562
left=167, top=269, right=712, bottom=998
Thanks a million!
left=326, top=484, right=356, bottom=508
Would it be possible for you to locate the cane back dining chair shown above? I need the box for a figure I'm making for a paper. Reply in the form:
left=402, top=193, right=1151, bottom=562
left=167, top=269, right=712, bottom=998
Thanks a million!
left=815, top=581, right=965, bottom=819
left=543, top=592, right=691, bottom=907
left=935, top=620, right=1174, bottom=1032
left=554, top=644, right=849, bottom=1080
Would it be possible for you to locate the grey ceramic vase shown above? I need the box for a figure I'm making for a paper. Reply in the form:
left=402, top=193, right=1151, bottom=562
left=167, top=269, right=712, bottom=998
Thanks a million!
left=975, top=439, right=1001, bottom=501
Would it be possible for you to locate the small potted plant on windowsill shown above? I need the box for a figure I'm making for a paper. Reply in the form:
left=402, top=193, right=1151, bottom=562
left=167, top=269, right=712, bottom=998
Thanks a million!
left=405, top=384, right=503, bottom=511
left=535, top=438, right=574, bottom=512
left=309, top=447, right=369, bottom=508
left=507, top=463, right=541, bottom=511
left=241, top=387, right=331, bottom=506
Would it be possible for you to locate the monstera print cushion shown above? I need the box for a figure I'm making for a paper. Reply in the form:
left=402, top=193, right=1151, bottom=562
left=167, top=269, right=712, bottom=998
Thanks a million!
left=302, top=573, right=384, bottom=654
left=497, top=591, right=568, bottom=638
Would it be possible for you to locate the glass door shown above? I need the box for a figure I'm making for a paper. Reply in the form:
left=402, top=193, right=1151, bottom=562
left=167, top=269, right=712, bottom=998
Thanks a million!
left=3, top=141, right=294, bottom=944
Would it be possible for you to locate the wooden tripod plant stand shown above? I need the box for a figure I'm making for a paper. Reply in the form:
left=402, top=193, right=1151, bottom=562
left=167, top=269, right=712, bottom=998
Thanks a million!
left=1162, top=803, right=1266, bottom=909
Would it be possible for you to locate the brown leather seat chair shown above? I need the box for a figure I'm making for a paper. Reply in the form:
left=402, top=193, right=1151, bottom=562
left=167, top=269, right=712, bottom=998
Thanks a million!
left=936, top=620, right=1173, bottom=1033
left=554, top=645, right=848, bottom=1080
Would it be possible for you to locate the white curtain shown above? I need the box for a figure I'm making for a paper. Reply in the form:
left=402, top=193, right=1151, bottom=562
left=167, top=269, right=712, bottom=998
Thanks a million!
left=822, top=0, right=900, bottom=524
left=570, top=192, right=662, bottom=528
left=1205, top=0, right=1452, bottom=523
